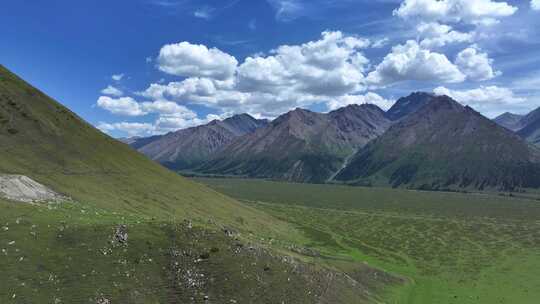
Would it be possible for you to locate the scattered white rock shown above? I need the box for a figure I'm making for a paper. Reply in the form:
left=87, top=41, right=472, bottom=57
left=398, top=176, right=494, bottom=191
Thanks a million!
left=96, top=297, right=110, bottom=304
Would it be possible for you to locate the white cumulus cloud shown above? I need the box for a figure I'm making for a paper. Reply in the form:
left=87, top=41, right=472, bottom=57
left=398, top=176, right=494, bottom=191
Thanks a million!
left=157, top=42, right=238, bottom=80
left=455, top=46, right=500, bottom=81
left=532, top=0, right=540, bottom=10
left=142, top=31, right=372, bottom=117
left=416, top=22, right=474, bottom=48
left=327, top=92, right=394, bottom=111
left=141, top=100, right=197, bottom=117
left=100, top=85, right=123, bottom=97
left=434, top=86, right=526, bottom=117
left=367, top=40, right=465, bottom=85
left=237, top=31, right=370, bottom=96
left=97, top=98, right=215, bottom=136
left=97, top=96, right=146, bottom=116
left=394, top=0, right=518, bottom=25
left=97, top=122, right=155, bottom=137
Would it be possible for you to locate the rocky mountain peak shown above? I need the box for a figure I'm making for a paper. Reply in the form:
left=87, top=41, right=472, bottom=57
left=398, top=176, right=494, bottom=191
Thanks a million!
left=386, top=91, right=436, bottom=121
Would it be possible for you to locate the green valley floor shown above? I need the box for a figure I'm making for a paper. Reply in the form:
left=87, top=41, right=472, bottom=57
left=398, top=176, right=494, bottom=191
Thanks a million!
left=196, top=178, right=540, bottom=304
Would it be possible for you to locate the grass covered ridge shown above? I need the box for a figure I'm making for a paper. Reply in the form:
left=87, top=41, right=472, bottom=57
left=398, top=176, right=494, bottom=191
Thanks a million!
left=0, top=64, right=300, bottom=240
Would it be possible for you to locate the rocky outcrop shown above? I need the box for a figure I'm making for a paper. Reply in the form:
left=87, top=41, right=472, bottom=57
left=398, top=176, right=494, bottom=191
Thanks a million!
left=0, top=175, right=66, bottom=203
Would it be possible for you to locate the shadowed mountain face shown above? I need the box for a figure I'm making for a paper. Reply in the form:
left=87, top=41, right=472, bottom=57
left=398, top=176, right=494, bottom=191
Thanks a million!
left=519, top=107, right=540, bottom=129
left=335, top=96, right=540, bottom=191
left=518, top=107, right=540, bottom=147
left=493, top=112, right=524, bottom=131
left=385, top=92, right=436, bottom=121
left=197, top=104, right=391, bottom=183
left=493, top=107, right=540, bottom=147
left=134, top=114, right=268, bottom=170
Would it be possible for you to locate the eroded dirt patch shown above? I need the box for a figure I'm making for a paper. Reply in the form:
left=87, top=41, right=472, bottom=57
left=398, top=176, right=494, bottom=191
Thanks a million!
left=0, top=175, right=66, bottom=203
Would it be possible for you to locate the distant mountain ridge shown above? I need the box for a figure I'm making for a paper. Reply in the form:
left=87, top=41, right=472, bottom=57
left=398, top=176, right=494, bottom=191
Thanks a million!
left=133, top=114, right=268, bottom=170
left=129, top=92, right=435, bottom=176
left=197, top=104, right=391, bottom=182
left=493, top=112, right=524, bottom=131
left=128, top=91, right=540, bottom=191
left=493, top=107, right=540, bottom=147
left=518, top=107, right=540, bottom=147
left=335, top=96, right=540, bottom=191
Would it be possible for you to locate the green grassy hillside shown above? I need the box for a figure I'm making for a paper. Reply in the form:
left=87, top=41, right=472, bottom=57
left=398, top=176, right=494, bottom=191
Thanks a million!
left=0, top=64, right=298, bottom=238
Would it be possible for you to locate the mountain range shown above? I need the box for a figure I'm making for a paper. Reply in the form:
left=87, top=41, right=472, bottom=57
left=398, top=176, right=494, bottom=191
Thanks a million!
left=197, top=104, right=391, bottom=182
left=517, top=107, right=540, bottom=146
left=494, top=107, right=540, bottom=146
left=131, top=114, right=268, bottom=170
left=334, top=96, right=540, bottom=191
left=493, top=112, right=525, bottom=131
left=130, top=91, right=540, bottom=191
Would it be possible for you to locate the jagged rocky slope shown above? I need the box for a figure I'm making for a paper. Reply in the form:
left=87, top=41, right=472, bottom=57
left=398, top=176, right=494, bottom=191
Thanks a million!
left=385, top=92, right=435, bottom=121
left=197, top=104, right=391, bottom=183
left=133, top=114, right=268, bottom=170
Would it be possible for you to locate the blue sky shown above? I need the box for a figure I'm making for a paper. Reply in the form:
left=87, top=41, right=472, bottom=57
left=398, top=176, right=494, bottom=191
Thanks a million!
left=2, top=0, right=540, bottom=137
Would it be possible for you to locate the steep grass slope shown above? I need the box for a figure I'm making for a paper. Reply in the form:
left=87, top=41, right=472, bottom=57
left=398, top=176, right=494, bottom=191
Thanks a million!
left=0, top=64, right=296, bottom=237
